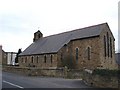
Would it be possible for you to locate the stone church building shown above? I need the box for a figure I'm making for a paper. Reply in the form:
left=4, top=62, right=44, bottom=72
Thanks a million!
left=18, top=23, right=118, bottom=70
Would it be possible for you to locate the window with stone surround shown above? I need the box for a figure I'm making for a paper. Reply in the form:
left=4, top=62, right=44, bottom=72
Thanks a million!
left=76, top=48, right=79, bottom=64
left=107, top=32, right=110, bottom=57
left=87, top=47, right=90, bottom=60
left=31, top=56, right=34, bottom=63
left=25, top=57, right=27, bottom=63
left=61, top=53, right=63, bottom=62
left=36, top=56, right=39, bottom=63
left=50, top=55, right=53, bottom=63
left=104, top=35, right=107, bottom=57
left=21, top=58, right=23, bottom=63
left=44, top=55, right=46, bottom=63
left=110, top=37, right=112, bottom=58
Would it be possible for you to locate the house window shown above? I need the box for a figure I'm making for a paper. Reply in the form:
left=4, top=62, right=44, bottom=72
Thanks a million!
left=107, top=32, right=109, bottom=57
left=76, top=48, right=79, bottom=63
left=87, top=47, right=90, bottom=60
left=50, top=55, right=53, bottom=63
left=44, top=55, right=46, bottom=63
left=110, top=37, right=112, bottom=58
left=31, top=56, right=34, bottom=63
left=104, top=36, right=107, bottom=57
left=36, top=56, right=39, bottom=63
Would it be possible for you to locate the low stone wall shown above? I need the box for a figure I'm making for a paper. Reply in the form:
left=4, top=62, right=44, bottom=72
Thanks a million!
left=67, top=69, right=83, bottom=79
left=83, top=70, right=119, bottom=88
left=2, top=66, right=83, bottom=79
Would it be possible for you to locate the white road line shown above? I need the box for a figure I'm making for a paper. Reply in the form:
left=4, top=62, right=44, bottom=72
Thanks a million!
left=3, top=80, right=24, bottom=89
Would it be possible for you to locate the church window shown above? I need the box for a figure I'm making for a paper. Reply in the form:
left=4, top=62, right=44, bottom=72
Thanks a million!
left=87, top=47, right=90, bottom=60
left=25, top=57, right=27, bottom=63
left=110, top=37, right=112, bottom=58
left=31, top=56, right=34, bottom=63
left=36, top=56, right=39, bottom=63
left=104, top=36, right=107, bottom=57
left=107, top=32, right=109, bottom=57
left=44, top=55, right=46, bottom=63
left=50, top=55, right=53, bottom=63
left=61, top=53, right=63, bottom=62
left=76, top=48, right=79, bottom=63
left=21, top=58, right=23, bottom=63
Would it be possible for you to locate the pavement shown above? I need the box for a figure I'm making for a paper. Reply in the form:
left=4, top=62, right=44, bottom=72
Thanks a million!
left=2, top=71, right=92, bottom=89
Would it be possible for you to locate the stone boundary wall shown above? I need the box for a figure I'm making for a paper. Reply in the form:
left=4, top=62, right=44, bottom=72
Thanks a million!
left=83, top=70, right=119, bottom=88
left=2, top=66, right=83, bottom=79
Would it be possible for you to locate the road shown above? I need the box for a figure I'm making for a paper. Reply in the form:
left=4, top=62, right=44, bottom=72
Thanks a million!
left=2, top=71, right=92, bottom=89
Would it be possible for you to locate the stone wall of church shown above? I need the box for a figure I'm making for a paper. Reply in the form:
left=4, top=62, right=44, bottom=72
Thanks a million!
left=99, top=26, right=118, bottom=70
left=18, top=54, right=58, bottom=68
left=57, top=26, right=117, bottom=70
left=57, top=37, right=101, bottom=70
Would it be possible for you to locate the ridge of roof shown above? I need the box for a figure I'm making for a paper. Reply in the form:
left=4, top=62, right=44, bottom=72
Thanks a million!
left=42, top=22, right=107, bottom=39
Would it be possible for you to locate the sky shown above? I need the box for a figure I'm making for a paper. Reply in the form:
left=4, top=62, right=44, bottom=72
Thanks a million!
left=0, top=0, right=119, bottom=53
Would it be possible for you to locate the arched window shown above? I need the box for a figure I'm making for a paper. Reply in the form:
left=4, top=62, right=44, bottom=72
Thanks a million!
left=25, top=57, right=27, bottom=63
left=50, top=55, right=53, bottom=63
left=36, top=56, right=39, bottom=63
left=44, top=55, right=46, bottom=63
left=104, top=36, right=107, bottom=57
left=76, top=48, right=79, bottom=63
left=107, top=32, right=109, bottom=57
left=61, top=53, right=63, bottom=62
left=87, top=47, right=90, bottom=60
left=110, top=37, right=112, bottom=58
left=31, top=56, right=34, bottom=63
left=21, top=58, right=23, bottom=63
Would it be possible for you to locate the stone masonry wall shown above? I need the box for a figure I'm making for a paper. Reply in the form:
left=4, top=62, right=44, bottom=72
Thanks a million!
left=18, top=54, right=58, bottom=68
left=99, top=26, right=118, bottom=70
left=57, top=37, right=101, bottom=70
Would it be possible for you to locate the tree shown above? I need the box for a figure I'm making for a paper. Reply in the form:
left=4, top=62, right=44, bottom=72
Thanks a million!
left=61, top=55, right=75, bottom=69
left=15, top=49, right=22, bottom=63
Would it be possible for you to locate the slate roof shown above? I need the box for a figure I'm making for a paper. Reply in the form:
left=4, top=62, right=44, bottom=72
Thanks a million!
left=19, top=23, right=109, bottom=56
left=116, top=53, right=120, bottom=65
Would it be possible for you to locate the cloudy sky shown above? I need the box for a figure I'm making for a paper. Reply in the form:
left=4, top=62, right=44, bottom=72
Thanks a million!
left=0, top=0, right=119, bottom=52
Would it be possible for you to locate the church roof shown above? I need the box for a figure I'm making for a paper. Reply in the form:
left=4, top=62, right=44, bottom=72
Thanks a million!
left=19, top=23, right=109, bottom=56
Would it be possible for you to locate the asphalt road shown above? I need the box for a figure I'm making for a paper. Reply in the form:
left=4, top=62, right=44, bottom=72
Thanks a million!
left=2, top=71, right=92, bottom=89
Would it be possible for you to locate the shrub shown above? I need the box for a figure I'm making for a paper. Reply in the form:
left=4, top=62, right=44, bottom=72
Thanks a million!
left=92, top=69, right=120, bottom=77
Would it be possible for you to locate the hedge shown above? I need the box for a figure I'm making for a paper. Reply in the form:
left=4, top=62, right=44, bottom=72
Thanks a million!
left=92, top=69, right=120, bottom=77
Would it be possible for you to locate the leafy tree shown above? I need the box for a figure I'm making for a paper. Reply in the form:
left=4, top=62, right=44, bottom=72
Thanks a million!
left=61, top=55, right=75, bottom=69
left=15, top=49, right=22, bottom=63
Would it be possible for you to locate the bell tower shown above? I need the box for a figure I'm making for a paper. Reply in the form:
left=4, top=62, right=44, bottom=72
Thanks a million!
left=33, top=30, right=43, bottom=42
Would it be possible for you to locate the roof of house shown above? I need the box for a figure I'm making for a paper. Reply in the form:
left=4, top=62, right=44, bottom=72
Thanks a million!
left=19, top=23, right=110, bottom=56
left=116, top=53, right=120, bottom=65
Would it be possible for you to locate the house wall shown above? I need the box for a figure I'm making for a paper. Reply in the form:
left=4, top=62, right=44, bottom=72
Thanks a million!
left=0, top=46, right=7, bottom=66
left=18, top=54, right=58, bottom=68
left=7, top=52, right=17, bottom=65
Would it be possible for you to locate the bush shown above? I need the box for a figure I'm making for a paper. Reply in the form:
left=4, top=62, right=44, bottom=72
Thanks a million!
left=92, top=69, right=120, bottom=77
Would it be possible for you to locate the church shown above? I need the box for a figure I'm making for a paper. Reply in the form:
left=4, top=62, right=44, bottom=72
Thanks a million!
left=18, top=23, right=118, bottom=70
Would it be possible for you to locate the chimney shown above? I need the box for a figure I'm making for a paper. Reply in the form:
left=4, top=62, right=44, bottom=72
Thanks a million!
left=33, top=30, right=43, bottom=42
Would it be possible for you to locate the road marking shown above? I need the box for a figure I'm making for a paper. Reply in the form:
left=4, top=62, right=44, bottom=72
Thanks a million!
left=3, top=80, right=24, bottom=89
